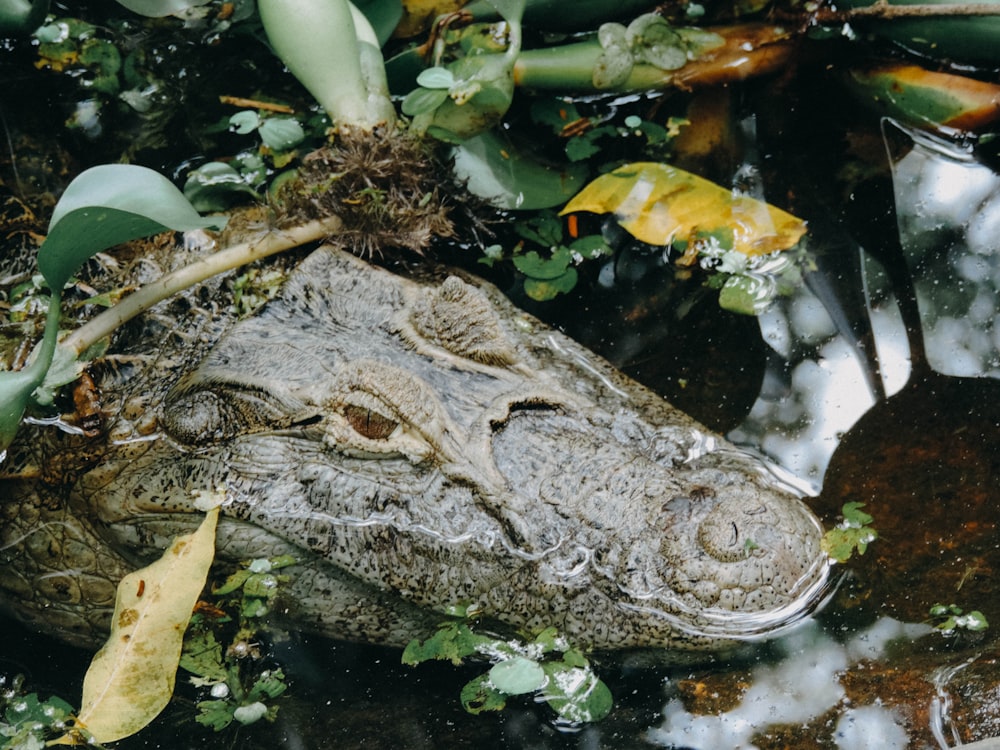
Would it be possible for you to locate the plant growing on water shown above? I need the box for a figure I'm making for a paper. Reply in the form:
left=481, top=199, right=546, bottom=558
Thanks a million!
left=822, top=502, right=879, bottom=563
left=927, top=603, right=989, bottom=635
left=180, top=555, right=298, bottom=732
left=402, top=606, right=613, bottom=723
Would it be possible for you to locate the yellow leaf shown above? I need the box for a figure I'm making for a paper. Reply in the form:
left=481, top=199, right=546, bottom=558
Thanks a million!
left=75, top=506, right=220, bottom=744
left=559, top=162, right=806, bottom=256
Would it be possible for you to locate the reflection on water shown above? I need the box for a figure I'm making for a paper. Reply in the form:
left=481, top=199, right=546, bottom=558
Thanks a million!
left=648, top=617, right=930, bottom=750
left=730, top=122, right=1000, bottom=495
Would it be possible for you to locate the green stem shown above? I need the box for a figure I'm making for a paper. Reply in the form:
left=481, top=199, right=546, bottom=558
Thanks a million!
left=59, top=216, right=343, bottom=358
left=258, top=0, right=394, bottom=131
left=513, top=40, right=675, bottom=91
left=0, top=290, right=62, bottom=451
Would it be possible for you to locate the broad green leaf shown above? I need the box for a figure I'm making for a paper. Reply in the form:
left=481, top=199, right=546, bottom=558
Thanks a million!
left=0, top=368, right=46, bottom=452
left=593, top=44, right=633, bottom=89
left=489, top=657, right=546, bottom=695
left=540, top=663, right=613, bottom=723
left=229, top=110, right=260, bottom=134
left=258, top=117, right=306, bottom=151
left=41, top=164, right=225, bottom=291
left=75, top=506, right=220, bottom=744
left=402, top=86, right=449, bottom=117
left=416, top=66, right=455, bottom=89
left=523, top=268, right=577, bottom=301
left=512, top=248, right=572, bottom=280
left=560, top=162, right=806, bottom=256
left=452, top=131, right=588, bottom=210
left=184, top=162, right=259, bottom=213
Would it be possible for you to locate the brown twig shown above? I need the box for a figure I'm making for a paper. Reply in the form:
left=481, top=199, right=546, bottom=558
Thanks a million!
left=813, top=0, right=1000, bottom=23
left=218, top=95, right=296, bottom=114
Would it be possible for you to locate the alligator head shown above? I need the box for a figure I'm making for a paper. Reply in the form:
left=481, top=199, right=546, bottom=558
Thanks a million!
left=56, top=247, right=828, bottom=651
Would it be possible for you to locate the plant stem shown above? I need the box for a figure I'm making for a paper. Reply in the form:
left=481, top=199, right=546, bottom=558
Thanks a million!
left=258, top=0, right=394, bottom=132
left=512, top=24, right=794, bottom=91
left=59, top=216, right=343, bottom=358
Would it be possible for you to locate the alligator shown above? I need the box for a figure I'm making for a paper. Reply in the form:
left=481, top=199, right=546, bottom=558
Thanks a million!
left=0, top=241, right=829, bottom=653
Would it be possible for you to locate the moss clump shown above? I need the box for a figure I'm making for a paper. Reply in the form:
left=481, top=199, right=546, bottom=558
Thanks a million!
left=280, top=128, right=454, bottom=256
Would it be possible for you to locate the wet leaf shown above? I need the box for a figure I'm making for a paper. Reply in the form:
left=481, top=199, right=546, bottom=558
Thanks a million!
left=402, top=621, right=494, bottom=666
left=416, top=66, right=455, bottom=89
left=75, top=507, right=220, bottom=743
left=822, top=502, right=878, bottom=563
left=627, top=13, right=686, bottom=71
left=718, top=274, right=775, bottom=316
left=540, top=662, right=613, bottom=723
left=401, top=86, right=449, bottom=116
left=489, top=657, right=546, bottom=695
left=229, top=110, right=260, bottom=134
left=184, top=162, right=258, bottom=213
left=452, top=131, right=588, bottom=209
left=523, top=268, right=577, bottom=301
left=41, top=164, right=225, bottom=292
left=258, top=117, right=305, bottom=151
left=560, top=162, right=806, bottom=256
left=513, top=247, right=572, bottom=280
left=460, top=674, right=507, bottom=714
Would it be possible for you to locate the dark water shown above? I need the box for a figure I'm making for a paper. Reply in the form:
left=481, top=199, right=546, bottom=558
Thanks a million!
left=2, top=21, right=1000, bottom=750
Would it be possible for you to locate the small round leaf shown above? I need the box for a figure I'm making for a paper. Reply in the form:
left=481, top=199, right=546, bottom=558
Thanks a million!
left=489, top=657, right=546, bottom=695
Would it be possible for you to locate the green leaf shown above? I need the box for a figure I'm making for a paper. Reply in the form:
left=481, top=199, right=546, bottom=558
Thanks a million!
left=402, top=86, right=450, bottom=117
left=593, top=45, right=633, bottom=89
left=229, top=110, right=260, bottom=134
left=184, top=162, right=258, bottom=214
left=569, top=234, right=613, bottom=258
left=513, top=248, right=572, bottom=280
left=514, top=213, right=563, bottom=246
left=627, top=13, right=686, bottom=71
left=180, top=630, right=228, bottom=682
left=452, top=131, right=588, bottom=210
left=718, top=274, right=775, bottom=316
left=842, top=501, right=874, bottom=528
left=41, top=165, right=225, bottom=292
left=488, top=657, right=546, bottom=695
left=460, top=674, right=507, bottom=714
left=248, top=669, right=287, bottom=701
left=401, top=622, right=491, bottom=666
left=523, top=268, right=577, bottom=301
left=822, top=502, right=879, bottom=563
left=258, top=117, right=306, bottom=151
left=194, top=699, right=235, bottom=730
left=416, top=66, right=455, bottom=89
left=540, top=663, right=613, bottom=723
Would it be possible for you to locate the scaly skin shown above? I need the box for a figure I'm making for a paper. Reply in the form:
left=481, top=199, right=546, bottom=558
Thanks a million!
left=0, top=246, right=829, bottom=651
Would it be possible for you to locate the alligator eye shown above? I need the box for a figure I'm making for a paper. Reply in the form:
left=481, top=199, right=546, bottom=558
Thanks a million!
left=162, top=391, right=224, bottom=443
left=343, top=404, right=399, bottom=440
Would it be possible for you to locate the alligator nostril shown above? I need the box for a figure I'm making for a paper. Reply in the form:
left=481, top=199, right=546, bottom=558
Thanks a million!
left=697, top=497, right=769, bottom=563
